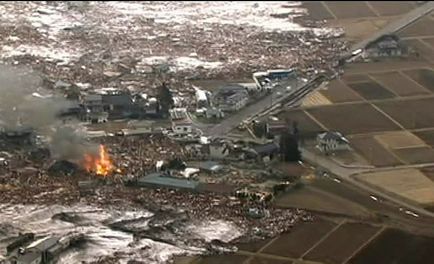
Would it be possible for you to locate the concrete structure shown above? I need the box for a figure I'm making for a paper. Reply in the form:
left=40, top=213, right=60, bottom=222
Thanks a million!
left=212, top=84, right=249, bottom=112
left=316, top=131, right=350, bottom=154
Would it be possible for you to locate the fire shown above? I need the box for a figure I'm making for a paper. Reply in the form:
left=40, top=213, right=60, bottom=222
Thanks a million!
left=84, top=145, right=114, bottom=176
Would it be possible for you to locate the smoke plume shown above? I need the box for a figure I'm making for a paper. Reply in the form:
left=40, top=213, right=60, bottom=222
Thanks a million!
left=0, top=65, right=93, bottom=160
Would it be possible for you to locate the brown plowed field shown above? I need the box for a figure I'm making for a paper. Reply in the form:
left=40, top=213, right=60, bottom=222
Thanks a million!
left=325, top=2, right=376, bottom=19
left=414, top=129, right=434, bottom=147
left=350, top=135, right=403, bottom=167
left=394, top=146, right=434, bottom=164
left=370, top=71, right=430, bottom=96
left=348, top=81, right=396, bottom=100
left=278, top=110, right=324, bottom=136
left=403, top=68, right=434, bottom=92
left=307, top=103, right=400, bottom=135
left=320, top=79, right=363, bottom=103
left=262, top=219, right=337, bottom=258
left=367, top=1, right=415, bottom=16
left=305, top=223, right=380, bottom=264
left=375, top=97, right=434, bottom=130
left=398, top=17, right=434, bottom=37
left=349, top=228, right=434, bottom=264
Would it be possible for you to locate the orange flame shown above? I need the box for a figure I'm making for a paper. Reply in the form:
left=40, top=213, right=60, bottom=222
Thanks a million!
left=84, top=145, right=114, bottom=177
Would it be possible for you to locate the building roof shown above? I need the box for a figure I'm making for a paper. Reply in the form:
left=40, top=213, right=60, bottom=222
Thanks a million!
left=318, top=131, right=349, bottom=144
left=195, top=89, right=208, bottom=101
left=102, top=94, right=132, bottom=106
left=27, top=236, right=59, bottom=251
left=252, top=143, right=280, bottom=155
left=138, top=173, right=199, bottom=190
left=16, top=251, right=40, bottom=263
left=84, top=94, right=102, bottom=102
left=172, top=119, right=192, bottom=126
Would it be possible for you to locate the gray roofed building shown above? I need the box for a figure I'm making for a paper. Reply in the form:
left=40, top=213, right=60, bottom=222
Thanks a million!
left=16, top=251, right=41, bottom=264
left=251, top=142, right=280, bottom=156
left=28, top=237, right=59, bottom=252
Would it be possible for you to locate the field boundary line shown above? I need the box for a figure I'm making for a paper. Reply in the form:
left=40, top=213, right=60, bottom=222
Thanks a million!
left=398, top=70, right=434, bottom=94
left=364, top=1, right=381, bottom=17
left=342, top=226, right=386, bottom=264
left=300, top=220, right=346, bottom=259
left=241, top=236, right=281, bottom=264
left=303, top=110, right=329, bottom=131
left=320, top=1, right=338, bottom=20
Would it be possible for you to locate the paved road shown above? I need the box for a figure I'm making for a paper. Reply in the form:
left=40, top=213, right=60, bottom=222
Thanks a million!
left=204, top=78, right=301, bottom=137
left=301, top=147, right=434, bottom=219
left=347, top=1, right=434, bottom=61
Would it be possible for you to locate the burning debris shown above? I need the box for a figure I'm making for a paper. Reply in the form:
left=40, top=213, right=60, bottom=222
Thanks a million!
left=83, top=144, right=117, bottom=177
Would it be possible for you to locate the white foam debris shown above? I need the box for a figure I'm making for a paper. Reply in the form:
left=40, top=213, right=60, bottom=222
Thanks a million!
left=188, top=219, right=243, bottom=243
left=138, top=56, right=223, bottom=72
left=1, top=45, right=80, bottom=63
left=101, top=1, right=308, bottom=32
left=172, top=57, right=223, bottom=71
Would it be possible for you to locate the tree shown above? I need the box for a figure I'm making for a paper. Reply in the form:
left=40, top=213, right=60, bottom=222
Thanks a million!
left=157, top=82, right=174, bottom=116
left=279, top=132, right=301, bottom=162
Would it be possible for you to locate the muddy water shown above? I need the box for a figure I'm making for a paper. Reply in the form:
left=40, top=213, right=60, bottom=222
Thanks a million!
left=0, top=203, right=243, bottom=263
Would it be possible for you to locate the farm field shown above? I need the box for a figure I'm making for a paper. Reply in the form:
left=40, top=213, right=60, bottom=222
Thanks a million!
left=305, top=223, right=380, bottom=264
left=374, top=97, right=434, bottom=130
left=320, top=80, right=362, bottom=103
left=261, top=219, right=337, bottom=258
left=348, top=80, right=396, bottom=100
left=402, top=68, right=434, bottom=92
left=355, top=168, right=434, bottom=205
left=278, top=109, right=324, bottom=136
left=307, top=103, right=400, bottom=135
left=398, top=17, right=434, bottom=37
left=349, top=135, right=403, bottom=167
left=325, top=2, right=376, bottom=19
left=349, top=228, right=434, bottom=264
left=369, top=71, right=430, bottom=96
